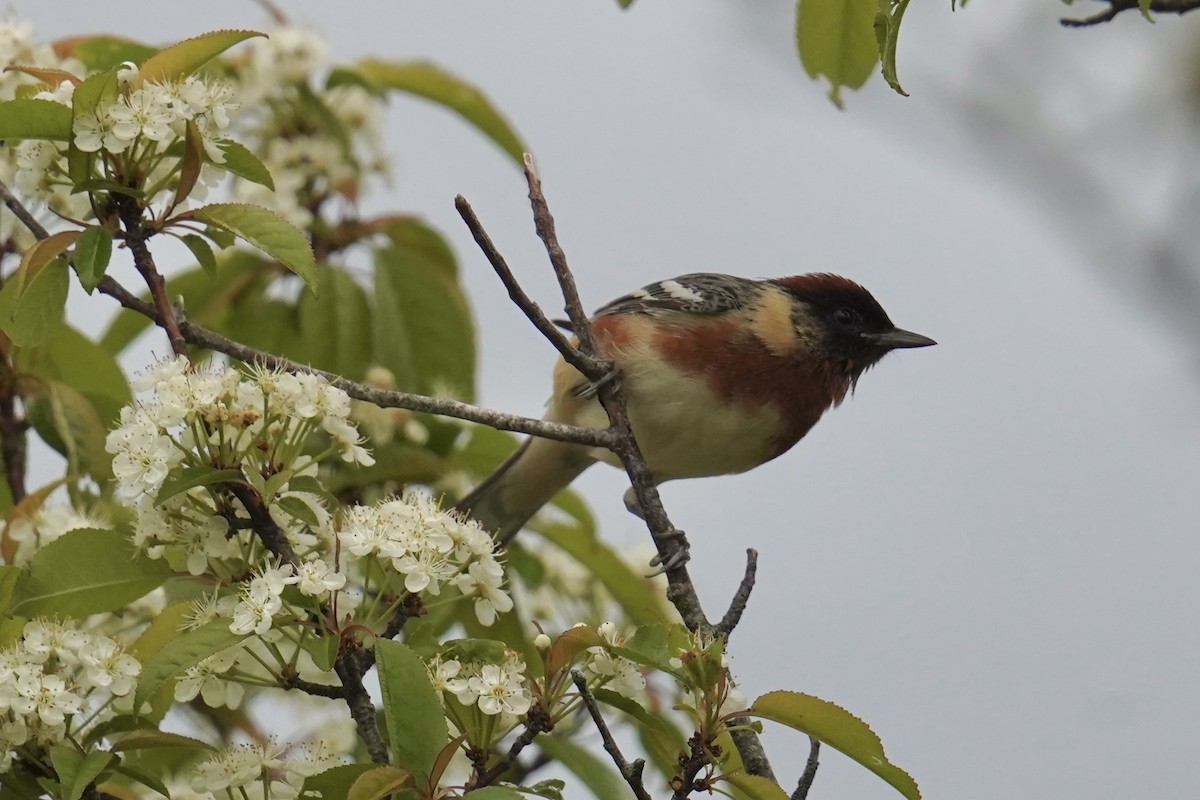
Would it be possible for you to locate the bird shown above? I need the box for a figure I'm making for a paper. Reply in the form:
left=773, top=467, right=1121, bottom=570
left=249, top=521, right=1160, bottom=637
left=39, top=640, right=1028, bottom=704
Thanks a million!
left=456, top=272, right=935, bottom=543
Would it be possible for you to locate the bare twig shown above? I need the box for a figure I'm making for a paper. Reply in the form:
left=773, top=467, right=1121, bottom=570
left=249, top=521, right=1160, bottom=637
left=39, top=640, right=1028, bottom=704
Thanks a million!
left=335, top=647, right=389, bottom=764
left=455, top=194, right=605, bottom=380
left=475, top=702, right=554, bottom=787
left=115, top=197, right=188, bottom=357
left=571, top=671, right=653, bottom=800
left=1060, top=0, right=1200, bottom=26
left=714, top=550, right=758, bottom=639
left=792, top=738, right=820, bottom=800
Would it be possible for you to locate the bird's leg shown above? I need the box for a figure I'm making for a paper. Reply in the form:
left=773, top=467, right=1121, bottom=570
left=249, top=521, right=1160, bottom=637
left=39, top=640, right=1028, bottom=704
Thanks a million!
left=624, top=486, right=691, bottom=575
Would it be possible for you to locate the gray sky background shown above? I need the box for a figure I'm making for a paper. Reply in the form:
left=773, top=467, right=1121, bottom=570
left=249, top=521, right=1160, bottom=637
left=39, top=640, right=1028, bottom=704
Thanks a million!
left=20, top=2, right=1200, bottom=798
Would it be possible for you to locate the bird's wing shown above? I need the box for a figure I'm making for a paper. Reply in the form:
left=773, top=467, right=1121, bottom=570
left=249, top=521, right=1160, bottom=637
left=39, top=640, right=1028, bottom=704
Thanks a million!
left=592, top=273, right=758, bottom=318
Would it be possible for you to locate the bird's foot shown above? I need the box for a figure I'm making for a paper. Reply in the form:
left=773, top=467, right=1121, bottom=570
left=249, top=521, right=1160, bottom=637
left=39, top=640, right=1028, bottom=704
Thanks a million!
left=573, top=367, right=620, bottom=399
left=647, top=529, right=690, bottom=576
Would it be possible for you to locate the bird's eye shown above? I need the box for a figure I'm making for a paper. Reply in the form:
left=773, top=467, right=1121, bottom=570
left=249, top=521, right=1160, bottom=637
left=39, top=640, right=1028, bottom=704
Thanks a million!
left=833, top=307, right=858, bottom=326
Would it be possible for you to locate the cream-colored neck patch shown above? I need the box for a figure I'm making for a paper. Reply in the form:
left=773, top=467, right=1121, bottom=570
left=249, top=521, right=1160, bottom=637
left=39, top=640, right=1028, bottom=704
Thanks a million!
left=748, top=286, right=804, bottom=356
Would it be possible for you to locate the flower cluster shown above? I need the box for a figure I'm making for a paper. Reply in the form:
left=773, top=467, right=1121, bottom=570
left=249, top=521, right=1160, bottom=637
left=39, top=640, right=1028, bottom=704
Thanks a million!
left=337, top=491, right=512, bottom=626
left=580, top=621, right=646, bottom=700
left=429, top=651, right=533, bottom=721
left=185, top=739, right=343, bottom=799
left=0, top=620, right=141, bottom=771
left=106, top=357, right=371, bottom=576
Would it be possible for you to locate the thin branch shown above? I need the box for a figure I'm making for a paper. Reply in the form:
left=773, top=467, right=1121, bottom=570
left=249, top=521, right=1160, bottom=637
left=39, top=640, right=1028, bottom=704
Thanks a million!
left=93, top=275, right=616, bottom=451
left=672, top=732, right=711, bottom=800
left=714, top=549, right=758, bottom=639
left=226, top=481, right=300, bottom=567
left=792, top=738, right=820, bottom=800
left=519, top=157, right=705, bottom=628
left=0, top=179, right=49, bottom=240
left=571, top=671, right=653, bottom=800
left=335, top=646, right=389, bottom=764
left=455, top=194, right=605, bottom=380
left=476, top=702, right=554, bottom=787
left=280, top=672, right=346, bottom=699
left=1060, top=0, right=1200, bottom=26
left=115, top=196, right=188, bottom=357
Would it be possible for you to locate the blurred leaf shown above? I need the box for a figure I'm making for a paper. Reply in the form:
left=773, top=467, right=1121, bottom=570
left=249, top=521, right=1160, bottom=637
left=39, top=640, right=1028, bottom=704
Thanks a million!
left=1139, top=0, right=1154, bottom=21
left=297, top=82, right=354, bottom=163
left=0, top=98, right=72, bottom=140
left=217, top=139, right=275, bottom=189
left=14, top=322, right=132, bottom=425
left=375, top=639, right=448, bottom=782
left=172, top=118, right=205, bottom=209
left=135, top=619, right=247, bottom=711
left=322, top=441, right=447, bottom=494
left=296, top=266, right=372, bottom=377
left=748, top=691, right=920, bottom=800
left=722, top=772, right=792, bottom=800
left=0, top=257, right=69, bottom=346
left=460, top=789, right=525, bottom=800
left=536, top=524, right=663, bottom=626
left=342, top=59, right=525, bottom=165
left=188, top=203, right=318, bottom=293
left=537, top=736, right=633, bottom=800
left=0, top=478, right=65, bottom=564
left=301, top=764, right=379, bottom=799
left=592, top=686, right=687, bottom=758
left=27, top=379, right=113, bottom=481
left=73, top=225, right=113, bottom=293
left=111, top=730, right=215, bottom=754
left=375, top=219, right=475, bottom=399
left=347, top=765, right=414, bottom=800
left=11, top=529, right=173, bottom=618
left=5, top=66, right=81, bottom=88
left=136, top=30, right=264, bottom=85
left=54, top=35, right=156, bottom=71
left=796, top=0, right=879, bottom=107
left=180, top=233, right=217, bottom=276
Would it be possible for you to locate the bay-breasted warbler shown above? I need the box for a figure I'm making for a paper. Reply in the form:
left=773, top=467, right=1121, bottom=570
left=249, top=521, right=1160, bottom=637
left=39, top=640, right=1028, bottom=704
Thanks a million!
left=457, top=272, right=935, bottom=541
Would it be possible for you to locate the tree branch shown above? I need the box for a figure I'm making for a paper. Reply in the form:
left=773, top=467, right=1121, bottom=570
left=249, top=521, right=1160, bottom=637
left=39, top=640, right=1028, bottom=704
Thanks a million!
left=93, top=275, right=616, bottom=450
left=571, top=672, right=653, bottom=800
left=792, top=737, right=820, bottom=800
left=115, top=196, right=188, bottom=357
left=335, top=646, right=389, bottom=764
left=714, top=549, right=758, bottom=640
left=1060, top=0, right=1200, bottom=26
left=475, top=702, right=554, bottom=787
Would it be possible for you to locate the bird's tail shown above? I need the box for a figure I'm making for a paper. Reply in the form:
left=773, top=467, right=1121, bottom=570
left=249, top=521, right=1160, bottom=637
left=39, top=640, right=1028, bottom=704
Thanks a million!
left=455, top=436, right=594, bottom=543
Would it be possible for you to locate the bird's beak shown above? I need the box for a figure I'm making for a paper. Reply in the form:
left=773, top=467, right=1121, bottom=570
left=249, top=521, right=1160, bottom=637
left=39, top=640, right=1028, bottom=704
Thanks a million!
left=865, top=327, right=937, bottom=349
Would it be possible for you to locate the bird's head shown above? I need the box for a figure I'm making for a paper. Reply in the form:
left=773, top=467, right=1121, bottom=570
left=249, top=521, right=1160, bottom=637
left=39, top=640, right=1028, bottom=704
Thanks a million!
left=773, top=273, right=936, bottom=384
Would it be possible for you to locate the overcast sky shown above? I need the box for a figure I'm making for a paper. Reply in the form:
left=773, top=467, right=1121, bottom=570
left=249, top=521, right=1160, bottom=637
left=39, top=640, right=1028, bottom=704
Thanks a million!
left=20, top=2, right=1200, bottom=798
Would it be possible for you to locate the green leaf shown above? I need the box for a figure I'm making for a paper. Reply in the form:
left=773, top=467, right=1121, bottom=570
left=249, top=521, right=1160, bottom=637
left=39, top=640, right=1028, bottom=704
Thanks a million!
left=11, top=529, right=173, bottom=618
left=180, top=233, right=217, bottom=276
left=13, top=323, right=132, bottom=425
left=296, top=266, right=372, bottom=377
left=0, top=98, right=72, bottom=140
left=301, top=764, right=379, bottom=800
left=346, top=59, right=526, bottom=165
left=155, top=465, right=243, bottom=504
left=375, top=639, right=448, bottom=782
left=216, top=139, right=275, bottom=189
left=137, top=30, right=264, bottom=85
left=0, top=257, right=69, bottom=345
left=461, top=789, right=526, bottom=800
left=796, top=0, right=880, bottom=107
left=346, top=765, right=414, bottom=800
left=135, top=619, right=247, bottom=711
left=111, top=730, right=216, bottom=753
left=73, top=225, right=113, bottom=293
left=375, top=219, right=475, bottom=399
left=722, top=772, right=792, bottom=800
left=537, top=736, right=634, bottom=800
left=188, top=203, right=318, bottom=294
left=877, top=0, right=911, bottom=97
left=748, top=690, right=920, bottom=800
left=49, top=745, right=113, bottom=800
left=58, top=35, right=156, bottom=72
left=1139, top=0, right=1154, bottom=21
left=546, top=624, right=601, bottom=674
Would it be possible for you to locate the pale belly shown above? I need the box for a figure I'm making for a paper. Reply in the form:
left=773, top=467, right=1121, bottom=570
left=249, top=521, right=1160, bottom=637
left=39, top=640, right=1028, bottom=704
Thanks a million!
left=574, top=365, right=784, bottom=481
